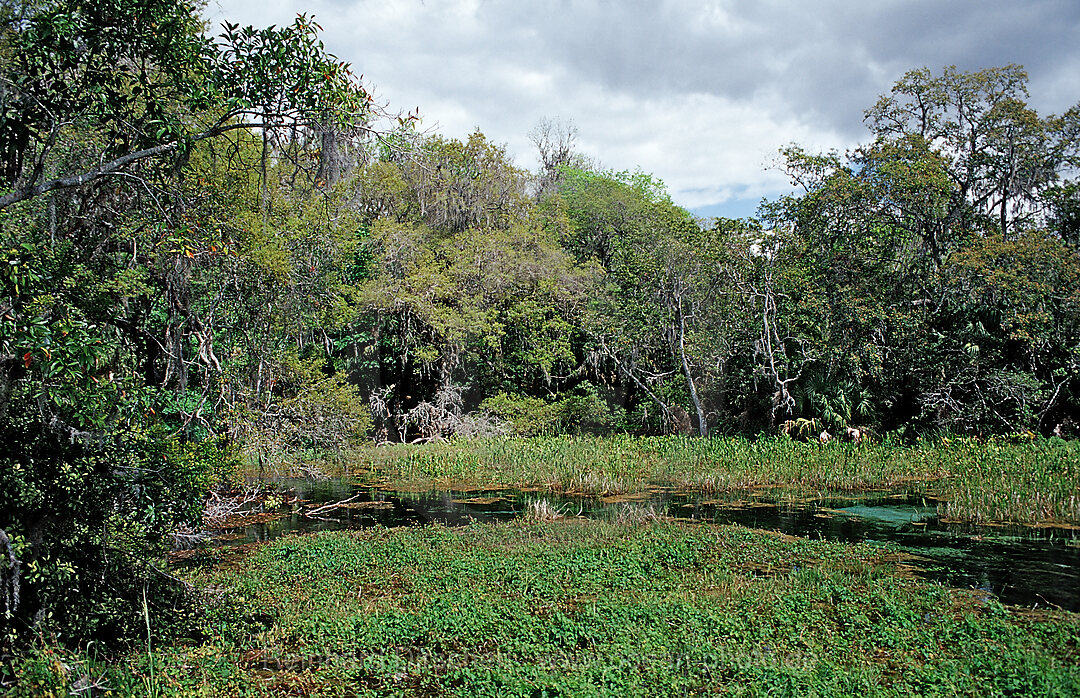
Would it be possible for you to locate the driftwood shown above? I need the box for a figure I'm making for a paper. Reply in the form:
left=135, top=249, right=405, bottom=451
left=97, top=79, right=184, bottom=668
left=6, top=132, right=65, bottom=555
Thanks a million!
left=303, top=493, right=362, bottom=517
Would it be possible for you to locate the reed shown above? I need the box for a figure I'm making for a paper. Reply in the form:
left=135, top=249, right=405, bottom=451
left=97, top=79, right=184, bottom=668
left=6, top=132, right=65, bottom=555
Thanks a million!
left=354, top=435, right=1080, bottom=524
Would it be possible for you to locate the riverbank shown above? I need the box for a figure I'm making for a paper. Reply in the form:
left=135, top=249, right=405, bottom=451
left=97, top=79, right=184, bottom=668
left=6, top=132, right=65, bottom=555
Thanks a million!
left=10, top=435, right=1077, bottom=695
left=13, top=518, right=1079, bottom=696
left=315, top=436, right=1080, bottom=525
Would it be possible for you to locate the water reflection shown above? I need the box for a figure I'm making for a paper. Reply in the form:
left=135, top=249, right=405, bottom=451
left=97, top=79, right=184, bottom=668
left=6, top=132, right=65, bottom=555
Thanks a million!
left=208, top=478, right=1080, bottom=611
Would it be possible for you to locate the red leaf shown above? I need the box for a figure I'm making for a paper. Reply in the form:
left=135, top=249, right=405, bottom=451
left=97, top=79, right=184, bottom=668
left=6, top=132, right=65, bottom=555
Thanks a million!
left=22, top=352, right=32, bottom=368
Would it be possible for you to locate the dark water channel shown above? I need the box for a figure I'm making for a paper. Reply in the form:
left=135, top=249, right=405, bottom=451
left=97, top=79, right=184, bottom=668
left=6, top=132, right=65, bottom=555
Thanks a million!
left=211, top=478, right=1080, bottom=612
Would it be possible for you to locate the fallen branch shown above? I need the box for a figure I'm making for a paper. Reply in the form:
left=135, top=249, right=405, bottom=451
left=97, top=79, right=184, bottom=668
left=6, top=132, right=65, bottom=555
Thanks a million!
left=303, top=493, right=362, bottom=516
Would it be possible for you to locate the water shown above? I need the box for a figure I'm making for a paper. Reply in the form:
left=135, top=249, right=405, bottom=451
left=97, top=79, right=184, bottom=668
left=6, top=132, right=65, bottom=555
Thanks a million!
left=207, top=478, right=1080, bottom=611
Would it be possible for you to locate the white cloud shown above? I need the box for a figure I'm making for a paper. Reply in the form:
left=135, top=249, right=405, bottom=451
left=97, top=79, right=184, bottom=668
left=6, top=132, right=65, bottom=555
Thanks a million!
left=203, top=0, right=1080, bottom=218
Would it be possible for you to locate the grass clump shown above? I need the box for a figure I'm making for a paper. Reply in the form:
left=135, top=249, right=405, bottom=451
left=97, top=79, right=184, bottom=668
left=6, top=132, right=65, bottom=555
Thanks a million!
left=524, top=498, right=572, bottom=522
left=22, top=519, right=1078, bottom=696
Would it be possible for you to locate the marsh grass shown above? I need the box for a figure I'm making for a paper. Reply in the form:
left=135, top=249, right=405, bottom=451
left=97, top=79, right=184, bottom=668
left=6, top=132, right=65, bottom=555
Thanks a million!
left=609, top=502, right=663, bottom=525
left=361, top=435, right=930, bottom=491
left=32, top=519, right=1079, bottom=696
left=356, top=435, right=1080, bottom=524
left=524, top=498, right=572, bottom=522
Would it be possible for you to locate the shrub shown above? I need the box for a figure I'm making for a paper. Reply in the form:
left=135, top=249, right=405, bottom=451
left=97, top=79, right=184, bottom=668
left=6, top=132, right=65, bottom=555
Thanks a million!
left=0, top=418, right=224, bottom=652
left=480, top=383, right=614, bottom=436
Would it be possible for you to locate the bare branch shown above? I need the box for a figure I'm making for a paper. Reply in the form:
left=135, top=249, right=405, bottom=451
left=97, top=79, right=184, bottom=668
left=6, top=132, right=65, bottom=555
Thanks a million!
left=0, top=119, right=349, bottom=210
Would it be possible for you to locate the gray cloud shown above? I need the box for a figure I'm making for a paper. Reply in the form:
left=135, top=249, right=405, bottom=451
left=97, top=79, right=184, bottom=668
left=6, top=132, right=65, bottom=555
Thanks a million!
left=205, top=0, right=1080, bottom=217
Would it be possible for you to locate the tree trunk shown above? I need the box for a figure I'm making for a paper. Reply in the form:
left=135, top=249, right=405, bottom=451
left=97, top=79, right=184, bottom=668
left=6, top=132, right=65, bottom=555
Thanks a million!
left=605, top=343, right=676, bottom=432
left=677, top=301, right=708, bottom=436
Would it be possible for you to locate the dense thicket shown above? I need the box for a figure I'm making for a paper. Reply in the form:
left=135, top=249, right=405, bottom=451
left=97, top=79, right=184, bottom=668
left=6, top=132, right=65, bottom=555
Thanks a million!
left=1, top=0, right=1078, bottom=654
left=0, top=0, right=388, bottom=651
left=339, top=67, right=1080, bottom=442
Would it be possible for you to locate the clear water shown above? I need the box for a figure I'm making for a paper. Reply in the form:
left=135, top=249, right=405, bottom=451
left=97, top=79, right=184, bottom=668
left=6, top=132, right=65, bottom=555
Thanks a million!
left=209, top=478, right=1080, bottom=612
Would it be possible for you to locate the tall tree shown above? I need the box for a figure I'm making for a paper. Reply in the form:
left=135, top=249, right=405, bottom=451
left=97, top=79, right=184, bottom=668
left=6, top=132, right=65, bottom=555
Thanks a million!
left=767, top=65, right=1080, bottom=435
left=0, top=0, right=387, bottom=648
left=0, top=1, right=379, bottom=209
left=864, top=65, right=1079, bottom=244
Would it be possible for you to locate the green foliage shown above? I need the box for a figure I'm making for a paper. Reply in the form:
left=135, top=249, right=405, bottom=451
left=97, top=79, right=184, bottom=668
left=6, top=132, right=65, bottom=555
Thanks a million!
left=215, top=14, right=371, bottom=129
left=764, top=65, right=1080, bottom=435
left=0, top=417, right=219, bottom=649
left=479, top=392, right=563, bottom=436
left=401, top=130, right=531, bottom=234
left=864, top=64, right=1070, bottom=239
left=0, top=0, right=213, bottom=168
left=55, top=520, right=1080, bottom=696
left=792, top=373, right=876, bottom=431
left=1045, top=179, right=1080, bottom=248
left=0, top=0, right=378, bottom=208
left=903, top=230, right=1080, bottom=433
left=350, top=174, right=596, bottom=437
left=480, top=383, right=613, bottom=436
left=237, top=357, right=373, bottom=469
left=0, top=0, right=384, bottom=655
left=4, top=5, right=1080, bottom=671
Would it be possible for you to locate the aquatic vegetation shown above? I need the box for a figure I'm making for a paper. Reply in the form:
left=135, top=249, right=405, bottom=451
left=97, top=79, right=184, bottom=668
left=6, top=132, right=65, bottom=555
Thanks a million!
left=356, top=435, right=1080, bottom=524
left=17, top=519, right=1076, bottom=696
left=609, top=502, right=663, bottom=525
left=523, top=498, right=571, bottom=522
left=934, top=438, right=1080, bottom=523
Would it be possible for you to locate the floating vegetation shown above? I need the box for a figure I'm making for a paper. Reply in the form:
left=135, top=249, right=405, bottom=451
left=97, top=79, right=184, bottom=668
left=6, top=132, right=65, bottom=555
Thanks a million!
left=357, top=435, right=1080, bottom=524
left=63, top=520, right=1080, bottom=696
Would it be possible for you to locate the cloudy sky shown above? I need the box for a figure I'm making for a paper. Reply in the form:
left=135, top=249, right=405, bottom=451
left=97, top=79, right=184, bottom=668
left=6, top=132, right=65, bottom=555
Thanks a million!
left=204, top=0, right=1080, bottom=219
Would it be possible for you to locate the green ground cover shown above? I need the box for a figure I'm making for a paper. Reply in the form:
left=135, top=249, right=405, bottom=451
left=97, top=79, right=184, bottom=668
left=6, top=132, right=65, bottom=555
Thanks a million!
left=10, top=436, right=1077, bottom=695
left=12, top=519, right=1078, bottom=696
left=352, top=436, right=1080, bottom=524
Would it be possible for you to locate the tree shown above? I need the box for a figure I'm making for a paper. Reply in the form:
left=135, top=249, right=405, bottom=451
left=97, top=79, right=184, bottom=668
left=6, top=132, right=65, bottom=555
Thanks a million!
left=0, top=0, right=387, bottom=649
left=395, top=130, right=531, bottom=234
left=353, top=214, right=594, bottom=441
left=555, top=167, right=762, bottom=435
left=929, top=231, right=1080, bottom=433
left=766, top=65, right=1080, bottom=436
left=0, top=0, right=381, bottom=210
left=864, top=65, right=1079, bottom=242
left=529, top=117, right=583, bottom=199
left=342, top=131, right=598, bottom=441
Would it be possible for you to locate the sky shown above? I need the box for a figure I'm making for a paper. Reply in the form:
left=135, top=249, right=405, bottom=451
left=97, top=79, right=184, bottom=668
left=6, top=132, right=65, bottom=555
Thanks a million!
left=203, top=0, right=1080, bottom=220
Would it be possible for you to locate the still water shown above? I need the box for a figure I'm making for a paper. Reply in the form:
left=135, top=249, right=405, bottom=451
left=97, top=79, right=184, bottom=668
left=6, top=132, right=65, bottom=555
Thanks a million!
left=210, top=478, right=1080, bottom=612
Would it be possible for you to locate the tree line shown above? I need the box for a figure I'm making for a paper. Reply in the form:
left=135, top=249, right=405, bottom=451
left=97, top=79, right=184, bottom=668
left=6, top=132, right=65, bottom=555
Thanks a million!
left=1, top=0, right=1078, bottom=651
left=345, top=67, right=1080, bottom=443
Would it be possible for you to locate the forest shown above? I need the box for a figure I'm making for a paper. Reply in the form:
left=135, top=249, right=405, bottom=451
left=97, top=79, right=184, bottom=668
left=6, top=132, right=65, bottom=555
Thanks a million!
left=2, top=0, right=1080, bottom=695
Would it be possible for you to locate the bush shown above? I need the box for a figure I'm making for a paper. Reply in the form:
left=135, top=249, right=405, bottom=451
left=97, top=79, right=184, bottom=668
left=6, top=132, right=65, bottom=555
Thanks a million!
left=0, top=416, right=225, bottom=652
left=480, top=382, right=614, bottom=436
left=480, top=393, right=562, bottom=436
left=233, top=357, right=372, bottom=470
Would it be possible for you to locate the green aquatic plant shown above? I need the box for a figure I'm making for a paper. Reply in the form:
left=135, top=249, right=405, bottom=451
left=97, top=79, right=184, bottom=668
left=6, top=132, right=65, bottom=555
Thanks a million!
left=355, top=435, right=1080, bottom=524
left=26, top=519, right=1077, bottom=696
